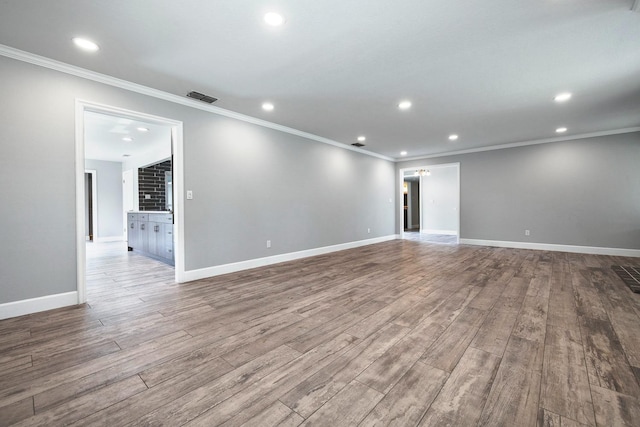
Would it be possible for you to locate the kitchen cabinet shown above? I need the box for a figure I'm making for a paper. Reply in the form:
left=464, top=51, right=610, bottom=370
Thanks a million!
left=127, top=212, right=174, bottom=265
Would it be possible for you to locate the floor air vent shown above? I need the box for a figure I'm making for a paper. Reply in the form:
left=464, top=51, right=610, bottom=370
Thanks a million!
left=186, top=91, right=218, bottom=104
left=351, top=142, right=366, bottom=147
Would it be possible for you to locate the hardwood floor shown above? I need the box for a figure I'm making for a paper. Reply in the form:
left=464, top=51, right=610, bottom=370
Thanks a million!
left=1, top=240, right=639, bottom=426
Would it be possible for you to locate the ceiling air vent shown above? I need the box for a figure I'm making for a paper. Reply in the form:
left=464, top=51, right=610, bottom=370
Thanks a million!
left=186, top=91, right=218, bottom=104
left=351, top=142, right=366, bottom=147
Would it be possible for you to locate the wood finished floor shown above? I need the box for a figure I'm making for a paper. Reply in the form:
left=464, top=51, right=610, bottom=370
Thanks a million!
left=1, top=240, right=640, bottom=426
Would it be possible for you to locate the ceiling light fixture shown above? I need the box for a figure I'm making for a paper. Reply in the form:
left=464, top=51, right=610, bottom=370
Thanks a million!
left=122, top=136, right=133, bottom=142
left=398, top=100, right=412, bottom=110
left=556, top=127, right=568, bottom=133
left=72, top=37, right=99, bottom=52
left=136, top=127, right=149, bottom=132
left=554, top=92, right=572, bottom=102
left=448, top=134, right=459, bottom=141
left=357, top=136, right=366, bottom=142
left=262, top=102, right=274, bottom=111
left=264, top=12, right=285, bottom=26
left=400, top=151, right=407, bottom=156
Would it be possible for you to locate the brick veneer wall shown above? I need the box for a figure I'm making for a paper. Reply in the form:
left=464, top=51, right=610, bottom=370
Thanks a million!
left=138, top=160, right=171, bottom=211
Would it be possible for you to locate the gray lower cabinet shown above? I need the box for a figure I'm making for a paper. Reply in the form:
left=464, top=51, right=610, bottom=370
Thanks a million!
left=127, top=212, right=174, bottom=265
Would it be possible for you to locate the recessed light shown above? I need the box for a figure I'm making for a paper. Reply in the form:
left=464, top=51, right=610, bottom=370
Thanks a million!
left=556, top=127, right=568, bottom=133
left=398, top=101, right=412, bottom=110
left=448, top=134, right=459, bottom=141
left=122, top=136, right=133, bottom=142
left=400, top=151, right=407, bottom=156
left=123, top=154, right=131, bottom=157
left=136, top=127, right=149, bottom=132
left=72, top=37, right=99, bottom=52
left=357, top=136, right=366, bottom=142
left=554, top=92, right=572, bottom=102
left=264, top=12, right=285, bottom=26
left=262, top=102, right=274, bottom=111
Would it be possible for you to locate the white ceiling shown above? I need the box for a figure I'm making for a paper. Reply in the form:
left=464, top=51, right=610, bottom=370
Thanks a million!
left=84, top=111, right=171, bottom=162
left=1, top=0, right=639, bottom=159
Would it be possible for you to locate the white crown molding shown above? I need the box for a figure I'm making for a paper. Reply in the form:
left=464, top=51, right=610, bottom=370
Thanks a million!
left=183, top=235, right=398, bottom=282
left=398, top=127, right=640, bottom=162
left=0, top=44, right=394, bottom=162
left=460, top=238, right=640, bottom=257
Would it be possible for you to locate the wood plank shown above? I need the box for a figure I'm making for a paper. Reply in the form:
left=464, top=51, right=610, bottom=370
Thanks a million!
left=0, top=397, right=33, bottom=427
left=77, top=346, right=293, bottom=427
left=240, top=400, right=304, bottom=427
left=419, top=347, right=501, bottom=426
left=356, top=320, right=445, bottom=394
left=512, top=277, right=551, bottom=344
left=591, top=385, right=640, bottom=427
left=298, top=380, right=383, bottom=427
left=540, top=325, right=595, bottom=426
left=571, top=270, right=608, bottom=320
left=139, top=348, right=232, bottom=389
left=588, top=268, right=640, bottom=366
left=360, top=361, right=448, bottom=426
left=0, top=355, right=32, bottom=376
left=471, top=304, right=519, bottom=356
left=138, top=334, right=355, bottom=426
left=579, top=316, right=640, bottom=396
left=280, top=323, right=409, bottom=418
left=420, top=307, right=487, bottom=372
left=344, top=292, right=424, bottom=339
left=537, top=408, right=589, bottom=427
left=16, top=375, right=147, bottom=426
left=479, top=336, right=543, bottom=426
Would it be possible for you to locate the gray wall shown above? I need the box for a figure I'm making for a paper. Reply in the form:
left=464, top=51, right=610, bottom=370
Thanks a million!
left=397, top=132, right=640, bottom=249
left=0, top=55, right=396, bottom=305
left=85, top=159, right=124, bottom=240
left=422, top=166, right=459, bottom=234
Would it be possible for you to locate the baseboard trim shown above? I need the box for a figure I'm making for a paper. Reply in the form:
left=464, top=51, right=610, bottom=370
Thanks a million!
left=96, top=236, right=124, bottom=243
left=0, top=291, right=79, bottom=320
left=422, top=229, right=458, bottom=236
left=459, top=238, right=640, bottom=257
left=183, top=235, right=399, bottom=283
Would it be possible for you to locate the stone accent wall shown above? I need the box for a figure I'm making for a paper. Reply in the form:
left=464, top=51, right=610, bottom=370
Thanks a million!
left=138, top=160, right=171, bottom=211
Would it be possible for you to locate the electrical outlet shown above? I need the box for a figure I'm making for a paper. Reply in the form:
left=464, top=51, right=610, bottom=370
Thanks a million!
left=367, top=228, right=371, bottom=234
left=144, top=194, right=151, bottom=199
left=525, top=229, right=530, bottom=236
left=266, top=240, right=271, bottom=248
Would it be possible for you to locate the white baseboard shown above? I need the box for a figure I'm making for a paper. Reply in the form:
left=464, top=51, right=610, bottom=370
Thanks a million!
left=0, top=291, right=79, bottom=320
left=183, top=235, right=399, bottom=283
left=96, top=236, right=124, bottom=242
left=422, top=229, right=458, bottom=236
left=459, top=238, right=640, bottom=257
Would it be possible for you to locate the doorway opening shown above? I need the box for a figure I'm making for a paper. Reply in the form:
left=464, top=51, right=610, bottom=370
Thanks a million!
left=399, top=163, right=460, bottom=244
left=75, top=101, right=184, bottom=304
left=84, top=170, right=97, bottom=241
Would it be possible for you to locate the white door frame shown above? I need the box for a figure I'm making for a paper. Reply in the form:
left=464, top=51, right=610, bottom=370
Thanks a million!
left=75, top=99, right=185, bottom=304
left=398, top=162, right=461, bottom=243
left=84, top=169, right=98, bottom=241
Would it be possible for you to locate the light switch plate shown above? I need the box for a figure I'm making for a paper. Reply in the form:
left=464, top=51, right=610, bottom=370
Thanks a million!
left=187, top=190, right=193, bottom=200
